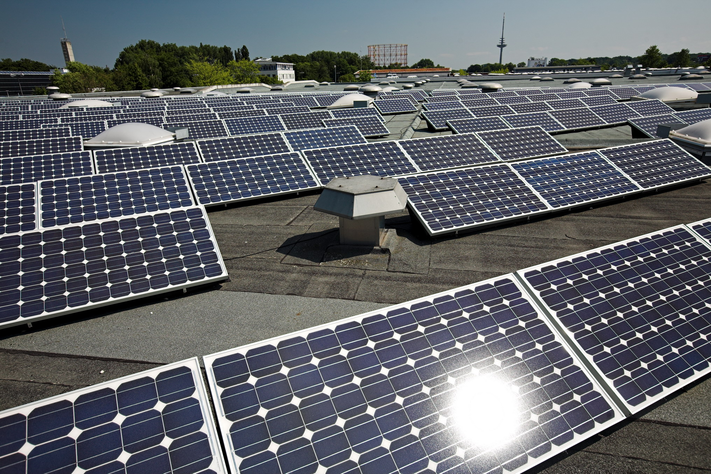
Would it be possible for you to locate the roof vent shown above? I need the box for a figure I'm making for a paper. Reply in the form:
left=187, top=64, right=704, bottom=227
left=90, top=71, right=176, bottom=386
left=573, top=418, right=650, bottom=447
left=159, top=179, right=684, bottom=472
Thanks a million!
left=402, top=84, right=414, bottom=89
left=84, top=122, right=175, bottom=148
left=539, top=76, right=554, bottom=81
left=314, top=175, right=408, bottom=246
left=480, top=82, right=503, bottom=92
left=609, top=74, right=623, bottom=78
left=631, top=87, right=698, bottom=103
left=683, top=74, right=704, bottom=80
left=592, top=78, right=612, bottom=86
left=568, top=82, right=591, bottom=89
left=379, top=81, right=390, bottom=85
left=59, top=99, right=113, bottom=109
left=530, top=76, right=541, bottom=80
left=359, top=85, right=383, bottom=94
left=382, top=86, right=400, bottom=92
left=629, top=74, right=647, bottom=80
left=141, top=91, right=163, bottom=98
left=236, top=88, right=252, bottom=94
left=563, top=78, right=581, bottom=83
left=49, top=93, right=71, bottom=100
left=461, top=82, right=479, bottom=88
left=344, top=84, right=360, bottom=91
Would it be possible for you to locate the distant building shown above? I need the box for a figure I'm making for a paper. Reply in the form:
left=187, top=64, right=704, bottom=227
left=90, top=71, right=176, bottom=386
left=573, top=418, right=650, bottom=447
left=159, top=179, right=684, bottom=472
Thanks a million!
left=356, top=67, right=451, bottom=79
left=254, top=58, right=295, bottom=83
left=527, top=57, right=547, bottom=67
left=61, top=38, right=74, bottom=66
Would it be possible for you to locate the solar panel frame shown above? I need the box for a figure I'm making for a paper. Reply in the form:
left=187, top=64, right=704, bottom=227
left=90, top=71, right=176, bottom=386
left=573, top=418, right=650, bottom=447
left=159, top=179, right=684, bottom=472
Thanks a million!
left=579, top=95, right=619, bottom=107
left=94, top=142, right=202, bottom=174
left=224, top=115, right=286, bottom=136
left=625, top=99, right=676, bottom=117
left=330, top=107, right=385, bottom=122
left=502, top=113, right=566, bottom=133
left=476, top=126, right=568, bottom=162
left=0, top=136, right=84, bottom=160
left=519, top=224, right=711, bottom=414
left=511, top=151, right=641, bottom=209
left=204, top=274, right=624, bottom=474
left=0, top=127, right=72, bottom=142
left=398, top=133, right=501, bottom=172
left=460, top=97, right=499, bottom=108
left=421, top=101, right=466, bottom=111
left=275, top=111, right=333, bottom=131
left=0, top=357, right=229, bottom=473
left=163, top=120, right=229, bottom=139
left=597, top=139, right=711, bottom=190
left=301, top=141, right=420, bottom=186
left=588, top=103, right=641, bottom=125
left=508, top=102, right=553, bottom=114
left=469, top=104, right=516, bottom=118
left=673, top=108, right=711, bottom=125
left=493, top=95, right=532, bottom=105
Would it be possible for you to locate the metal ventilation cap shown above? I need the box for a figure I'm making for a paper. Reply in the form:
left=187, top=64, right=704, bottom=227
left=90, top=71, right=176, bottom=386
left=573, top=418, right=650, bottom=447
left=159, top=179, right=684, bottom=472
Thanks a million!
left=84, top=122, right=175, bottom=148
left=344, top=85, right=360, bottom=91
left=59, top=99, right=113, bottom=109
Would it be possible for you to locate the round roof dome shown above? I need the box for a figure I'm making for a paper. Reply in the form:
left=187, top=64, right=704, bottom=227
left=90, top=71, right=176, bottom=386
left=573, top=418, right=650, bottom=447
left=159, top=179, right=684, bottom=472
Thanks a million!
left=683, top=74, right=704, bottom=80
left=327, top=94, right=374, bottom=109
left=320, top=82, right=330, bottom=86
left=382, top=86, right=400, bottom=92
left=461, top=82, right=479, bottom=88
left=530, top=76, right=541, bottom=80
left=681, top=72, right=691, bottom=76
left=49, top=93, right=72, bottom=100
left=592, top=78, right=612, bottom=85
left=629, top=74, right=647, bottom=80
left=564, top=78, right=581, bottom=83
left=608, top=74, right=623, bottom=78
left=480, top=82, right=503, bottom=91
left=270, top=85, right=284, bottom=91
left=379, top=81, right=390, bottom=85
left=236, top=88, right=253, bottom=93
left=343, top=85, right=360, bottom=91
left=141, top=91, right=163, bottom=98
left=567, top=82, right=591, bottom=89
left=59, top=99, right=113, bottom=109
left=402, top=84, right=414, bottom=89
left=539, top=77, right=554, bottom=81
left=84, top=123, right=175, bottom=148
left=179, top=88, right=196, bottom=94
left=632, top=87, right=698, bottom=102
left=359, top=85, right=383, bottom=93
left=670, top=118, right=711, bottom=144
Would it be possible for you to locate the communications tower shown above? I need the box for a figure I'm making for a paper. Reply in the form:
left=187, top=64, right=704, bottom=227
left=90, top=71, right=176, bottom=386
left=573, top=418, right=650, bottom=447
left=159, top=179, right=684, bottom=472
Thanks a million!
left=496, top=14, right=507, bottom=65
left=60, top=18, right=75, bottom=67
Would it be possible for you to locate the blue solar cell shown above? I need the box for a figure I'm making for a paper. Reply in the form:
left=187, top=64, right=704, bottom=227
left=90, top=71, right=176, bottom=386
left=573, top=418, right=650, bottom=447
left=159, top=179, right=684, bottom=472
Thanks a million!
left=673, top=108, right=711, bottom=125
left=279, top=111, right=333, bottom=131
left=225, top=115, right=286, bottom=136
left=447, top=116, right=511, bottom=134
left=579, top=95, right=618, bottom=107
left=197, top=133, right=291, bottom=162
left=521, top=225, right=711, bottom=413
left=0, top=183, right=35, bottom=234
left=283, top=126, right=366, bottom=151
left=302, top=142, right=419, bottom=185
left=0, top=136, right=83, bottom=159
left=625, top=99, right=675, bottom=117
left=0, top=119, right=60, bottom=131
left=548, top=108, right=606, bottom=130
left=0, top=128, right=71, bottom=142
left=400, top=165, right=550, bottom=235
left=494, top=95, right=531, bottom=105
left=217, top=109, right=267, bottom=119
left=323, top=117, right=390, bottom=138
left=0, top=358, right=228, bottom=473
left=205, top=275, right=622, bottom=474
left=421, top=101, right=465, bottom=111
left=39, top=166, right=195, bottom=228
left=588, top=103, right=641, bottom=124
left=421, top=109, right=474, bottom=131
left=374, top=99, right=418, bottom=115
left=512, top=151, right=640, bottom=208
left=164, top=112, right=219, bottom=123
left=468, top=105, right=515, bottom=118
left=529, top=93, right=561, bottom=102
left=0, top=151, right=94, bottom=186
left=263, top=106, right=312, bottom=115
left=477, top=126, right=567, bottom=161
left=460, top=97, right=499, bottom=108
left=598, top=139, right=711, bottom=189
left=508, top=101, right=553, bottom=114
left=94, top=142, right=201, bottom=174
left=502, top=112, right=565, bottom=133
left=163, top=120, right=229, bottom=139
left=330, top=108, right=384, bottom=122
left=399, top=134, right=499, bottom=172
left=0, top=206, right=227, bottom=327
left=186, top=152, right=320, bottom=206
left=107, top=117, right=165, bottom=128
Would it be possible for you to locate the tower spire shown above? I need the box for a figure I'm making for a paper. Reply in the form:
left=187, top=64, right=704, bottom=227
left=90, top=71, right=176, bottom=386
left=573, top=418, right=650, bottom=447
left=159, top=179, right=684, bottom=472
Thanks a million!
left=496, top=13, right=507, bottom=65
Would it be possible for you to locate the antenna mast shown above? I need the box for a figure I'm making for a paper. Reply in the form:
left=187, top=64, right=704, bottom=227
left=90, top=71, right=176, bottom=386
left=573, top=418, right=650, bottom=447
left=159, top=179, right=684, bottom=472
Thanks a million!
left=496, top=13, right=507, bottom=65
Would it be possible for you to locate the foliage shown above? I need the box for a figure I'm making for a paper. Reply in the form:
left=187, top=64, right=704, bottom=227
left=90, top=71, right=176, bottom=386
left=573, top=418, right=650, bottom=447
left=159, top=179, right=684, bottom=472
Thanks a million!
left=668, top=49, right=691, bottom=68
left=186, top=60, right=233, bottom=86
left=227, top=59, right=260, bottom=84
left=51, top=62, right=116, bottom=93
left=639, top=45, right=665, bottom=68
left=466, top=62, right=515, bottom=74
left=339, top=73, right=356, bottom=83
left=412, top=58, right=435, bottom=69
left=272, top=51, right=374, bottom=82
left=33, top=87, right=47, bottom=95
left=457, top=69, right=467, bottom=76
left=0, top=58, right=55, bottom=71
left=358, top=71, right=372, bottom=82
left=517, top=62, right=525, bottom=67
left=235, top=45, right=250, bottom=62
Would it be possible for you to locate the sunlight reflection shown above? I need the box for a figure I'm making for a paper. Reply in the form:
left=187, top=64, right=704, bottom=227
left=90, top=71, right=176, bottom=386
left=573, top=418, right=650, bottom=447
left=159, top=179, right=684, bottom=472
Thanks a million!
left=451, top=376, right=520, bottom=449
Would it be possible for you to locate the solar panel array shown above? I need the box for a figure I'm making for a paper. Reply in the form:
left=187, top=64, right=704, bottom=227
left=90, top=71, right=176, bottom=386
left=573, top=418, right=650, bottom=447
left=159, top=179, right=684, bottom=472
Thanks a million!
left=283, top=126, right=366, bottom=151
left=447, top=116, right=511, bottom=133
left=0, top=127, right=71, bottom=142
left=399, top=134, right=500, bottom=172
left=0, top=136, right=83, bottom=159
left=323, top=116, right=390, bottom=138
left=0, top=151, right=94, bottom=186
left=94, top=142, right=201, bottom=174
left=197, top=133, right=291, bottom=162
left=477, top=126, right=567, bottom=161
left=374, top=98, right=419, bottom=114
left=627, top=114, right=681, bottom=138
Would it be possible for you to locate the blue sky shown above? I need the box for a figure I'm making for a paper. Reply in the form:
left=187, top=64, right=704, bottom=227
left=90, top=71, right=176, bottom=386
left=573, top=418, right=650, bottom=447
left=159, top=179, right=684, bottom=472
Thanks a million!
left=2, top=0, right=709, bottom=69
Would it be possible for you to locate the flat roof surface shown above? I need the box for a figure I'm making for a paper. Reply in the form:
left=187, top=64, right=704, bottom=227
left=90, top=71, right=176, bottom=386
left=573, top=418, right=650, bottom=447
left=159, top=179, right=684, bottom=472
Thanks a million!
left=1, top=83, right=711, bottom=473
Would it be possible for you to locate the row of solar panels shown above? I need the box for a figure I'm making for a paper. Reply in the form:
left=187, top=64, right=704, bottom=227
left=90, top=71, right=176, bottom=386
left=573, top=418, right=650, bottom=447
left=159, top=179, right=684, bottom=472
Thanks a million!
left=427, top=81, right=711, bottom=97
left=4, top=216, right=711, bottom=474
left=423, top=98, right=680, bottom=132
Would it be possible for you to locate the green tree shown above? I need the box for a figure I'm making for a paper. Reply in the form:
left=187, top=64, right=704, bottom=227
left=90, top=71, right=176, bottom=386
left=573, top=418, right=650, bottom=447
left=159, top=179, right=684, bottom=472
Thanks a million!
left=639, top=45, right=664, bottom=68
left=339, top=73, right=356, bottom=82
left=517, top=62, right=525, bottom=67
left=457, top=69, right=467, bottom=76
left=548, top=58, right=567, bottom=66
left=227, top=59, right=260, bottom=84
left=467, top=64, right=482, bottom=73
left=358, top=71, right=372, bottom=82
left=52, top=62, right=115, bottom=93
left=674, top=49, right=691, bottom=67
left=186, top=60, right=232, bottom=86
left=0, top=58, right=55, bottom=71
left=412, top=58, right=435, bottom=69
left=112, top=63, right=150, bottom=90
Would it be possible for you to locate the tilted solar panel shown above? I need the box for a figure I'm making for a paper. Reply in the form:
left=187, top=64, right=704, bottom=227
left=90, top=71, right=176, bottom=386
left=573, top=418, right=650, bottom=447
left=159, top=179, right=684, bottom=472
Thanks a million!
left=460, top=97, right=499, bottom=108
left=0, top=127, right=71, bottom=142
left=225, top=115, right=286, bottom=136
left=204, top=275, right=622, bottom=474
left=323, top=116, right=390, bottom=138
left=197, top=133, right=291, bottom=162
left=447, top=116, right=511, bottom=134
left=579, top=95, right=618, bottom=107
left=545, top=99, right=587, bottom=111
left=508, top=102, right=553, bottom=114
left=217, top=109, right=267, bottom=119
left=469, top=105, right=515, bottom=118
left=0, top=183, right=35, bottom=234
left=598, top=139, right=711, bottom=189
left=277, top=111, right=333, bottom=131
left=330, top=107, right=384, bottom=122
left=520, top=224, right=711, bottom=414
left=38, top=166, right=195, bottom=228
left=511, top=152, right=640, bottom=209
left=107, top=117, right=166, bottom=128
left=163, top=120, right=229, bottom=139
left=283, top=126, right=366, bottom=151
left=0, top=206, right=226, bottom=328
left=625, top=99, right=675, bottom=117
left=0, top=151, right=94, bottom=186
left=186, top=152, right=320, bottom=206
left=548, top=108, right=606, bottom=130
left=421, top=109, right=474, bottom=131
left=529, top=93, right=560, bottom=102
left=588, top=103, right=641, bottom=124
left=374, top=99, right=419, bottom=115
left=494, top=95, right=532, bottom=105
left=0, top=119, right=60, bottom=131
left=302, top=142, right=419, bottom=185
left=263, top=106, right=312, bottom=115
left=400, top=165, right=550, bottom=235
left=501, top=113, right=565, bottom=133
left=477, top=126, right=567, bottom=161
left=556, top=92, right=587, bottom=100
left=94, top=142, right=201, bottom=174
left=673, top=108, right=711, bottom=125
left=399, top=134, right=500, bottom=172
left=422, top=101, right=466, bottom=111
left=0, top=358, right=228, bottom=473
left=0, top=136, right=83, bottom=159
left=627, top=114, right=683, bottom=138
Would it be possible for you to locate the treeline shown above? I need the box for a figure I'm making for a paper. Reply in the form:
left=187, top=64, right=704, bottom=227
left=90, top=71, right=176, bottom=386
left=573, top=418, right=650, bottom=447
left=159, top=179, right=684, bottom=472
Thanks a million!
left=271, top=51, right=375, bottom=83
left=0, top=58, right=55, bottom=71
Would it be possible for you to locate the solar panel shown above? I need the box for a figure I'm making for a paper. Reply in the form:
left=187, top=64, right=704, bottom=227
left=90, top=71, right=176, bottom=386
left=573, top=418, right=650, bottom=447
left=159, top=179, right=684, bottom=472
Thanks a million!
left=598, top=139, right=711, bottom=189
left=461, top=97, right=499, bottom=108
left=545, top=99, right=587, bottom=111
left=0, top=183, right=35, bottom=234
left=529, top=93, right=560, bottom=102
left=164, top=113, right=218, bottom=124
left=38, top=166, right=195, bottom=228
left=511, top=151, right=640, bottom=209
left=225, top=115, right=286, bottom=136
left=0, top=136, right=83, bottom=160
left=399, top=134, right=500, bottom=172
left=197, top=133, right=291, bottom=162
left=447, top=116, right=511, bottom=134
left=263, top=106, right=312, bottom=115
left=60, top=114, right=115, bottom=123
left=625, top=99, right=676, bottom=117
left=0, top=357, right=228, bottom=473
left=323, top=116, right=390, bottom=138
left=204, top=274, right=622, bottom=474
left=401, top=165, right=550, bottom=235
left=508, top=102, right=553, bottom=114
left=494, top=95, right=532, bottom=105
left=502, top=112, right=566, bottom=133
left=315, top=95, right=345, bottom=107
left=673, top=108, right=711, bottom=125
left=609, top=88, right=640, bottom=100
left=579, top=95, right=618, bottom=107
left=421, top=101, right=466, bottom=111
left=52, top=121, right=108, bottom=139
left=0, top=127, right=71, bottom=142
left=0, top=119, right=60, bottom=131
left=588, top=103, right=641, bottom=124
left=277, top=111, right=334, bottom=131
left=186, top=152, right=320, bottom=206
left=628, top=114, right=682, bottom=138
left=94, top=142, right=201, bottom=174
left=302, top=142, right=419, bottom=185
left=469, top=104, right=515, bottom=118
left=0, top=206, right=226, bottom=328
left=393, top=89, right=428, bottom=101
left=425, top=95, right=461, bottom=103
left=520, top=224, right=711, bottom=413
left=163, top=120, right=229, bottom=139
left=584, top=89, right=617, bottom=98
left=283, top=126, right=366, bottom=151
left=548, top=108, right=606, bottom=130
left=374, top=99, right=419, bottom=115
left=0, top=151, right=94, bottom=186
left=330, top=107, right=384, bottom=121
left=683, top=82, right=711, bottom=92
left=477, top=126, right=567, bottom=161
left=217, top=109, right=267, bottom=119
left=421, top=109, right=474, bottom=131
left=555, top=92, right=587, bottom=100
left=288, top=97, right=320, bottom=108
